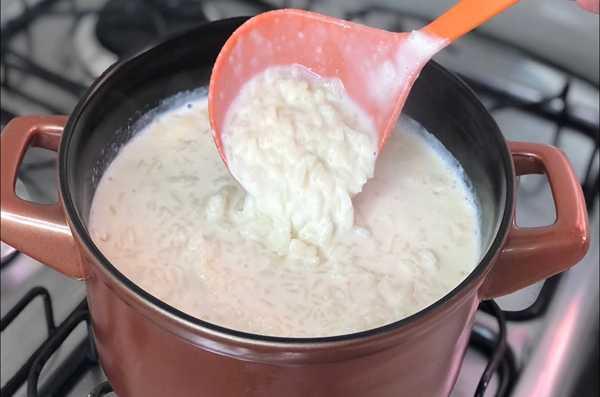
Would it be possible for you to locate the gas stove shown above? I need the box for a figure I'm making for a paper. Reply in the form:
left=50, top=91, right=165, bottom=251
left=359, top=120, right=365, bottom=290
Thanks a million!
left=1, top=1, right=598, bottom=397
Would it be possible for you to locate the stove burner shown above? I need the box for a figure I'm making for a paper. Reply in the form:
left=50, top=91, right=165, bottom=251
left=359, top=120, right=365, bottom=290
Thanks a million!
left=95, top=0, right=209, bottom=57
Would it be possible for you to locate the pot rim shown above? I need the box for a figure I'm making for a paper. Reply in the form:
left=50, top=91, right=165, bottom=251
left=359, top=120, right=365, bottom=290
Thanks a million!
left=59, top=17, right=515, bottom=347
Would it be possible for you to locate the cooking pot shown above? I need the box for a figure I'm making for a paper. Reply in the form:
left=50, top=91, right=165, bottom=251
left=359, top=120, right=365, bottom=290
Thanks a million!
left=0, top=17, right=589, bottom=397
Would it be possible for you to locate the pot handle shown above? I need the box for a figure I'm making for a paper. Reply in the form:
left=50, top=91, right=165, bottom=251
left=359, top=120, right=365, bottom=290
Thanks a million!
left=0, top=116, right=84, bottom=278
left=480, top=141, right=589, bottom=299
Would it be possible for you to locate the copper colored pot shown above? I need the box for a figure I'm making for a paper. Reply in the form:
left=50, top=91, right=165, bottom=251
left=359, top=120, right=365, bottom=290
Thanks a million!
left=0, top=18, right=589, bottom=397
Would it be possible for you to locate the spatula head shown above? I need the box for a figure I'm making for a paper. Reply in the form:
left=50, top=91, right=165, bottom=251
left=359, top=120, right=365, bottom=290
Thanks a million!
left=209, top=9, right=416, bottom=162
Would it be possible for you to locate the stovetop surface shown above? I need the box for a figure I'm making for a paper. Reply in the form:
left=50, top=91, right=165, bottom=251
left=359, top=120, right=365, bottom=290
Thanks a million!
left=1, top=1, right=598, bottom=396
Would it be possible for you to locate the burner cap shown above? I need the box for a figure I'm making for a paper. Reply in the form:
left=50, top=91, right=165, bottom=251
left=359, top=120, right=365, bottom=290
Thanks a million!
left=95, top=0, right=208, bottom=57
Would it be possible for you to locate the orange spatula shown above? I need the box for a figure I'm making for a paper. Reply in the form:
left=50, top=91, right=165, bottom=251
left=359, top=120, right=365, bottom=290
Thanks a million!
left=209, top=0, right=518, bottom=164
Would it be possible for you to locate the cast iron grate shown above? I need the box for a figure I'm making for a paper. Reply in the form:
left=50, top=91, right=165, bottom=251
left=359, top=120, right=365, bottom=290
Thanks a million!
left=0, top=292, right=97, bottom=397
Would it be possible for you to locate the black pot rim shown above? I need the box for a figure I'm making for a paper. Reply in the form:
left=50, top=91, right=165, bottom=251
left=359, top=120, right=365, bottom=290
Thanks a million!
left=59, top=17, right=515, bottom=346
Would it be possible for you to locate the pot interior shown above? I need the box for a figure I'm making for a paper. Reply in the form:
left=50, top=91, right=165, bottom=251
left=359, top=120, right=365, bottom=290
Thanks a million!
left=61, top=17, right=512, bottom=337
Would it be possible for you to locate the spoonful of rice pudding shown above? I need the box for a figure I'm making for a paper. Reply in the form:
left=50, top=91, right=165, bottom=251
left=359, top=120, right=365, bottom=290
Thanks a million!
left=207, top=1, right=517, bottom=253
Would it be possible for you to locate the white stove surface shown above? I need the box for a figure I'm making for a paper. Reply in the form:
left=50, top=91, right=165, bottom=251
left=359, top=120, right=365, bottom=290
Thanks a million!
left=1, top=1, right=598, bottom=396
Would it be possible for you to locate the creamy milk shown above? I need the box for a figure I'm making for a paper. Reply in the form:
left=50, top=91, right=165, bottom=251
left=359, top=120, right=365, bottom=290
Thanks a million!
left=89, top=92, right=480, bottom=337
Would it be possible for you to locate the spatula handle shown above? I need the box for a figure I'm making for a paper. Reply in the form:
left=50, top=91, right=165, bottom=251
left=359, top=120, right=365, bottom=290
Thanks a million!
left=422, top=0, right=519, bottom=42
